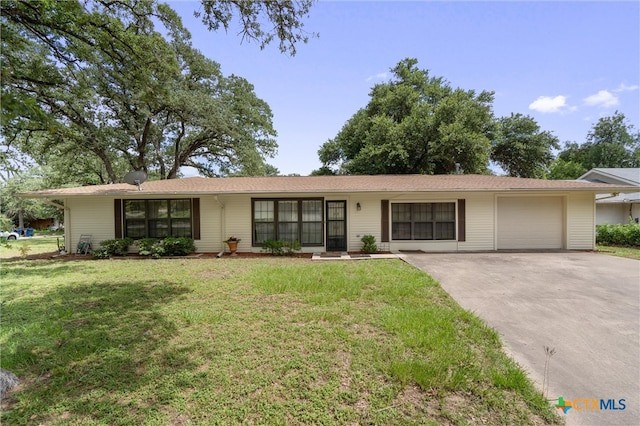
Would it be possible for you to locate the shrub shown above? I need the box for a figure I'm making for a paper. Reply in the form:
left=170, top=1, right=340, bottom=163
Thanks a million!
left=361, top=234, right=378, bottom=253
left=94, top=238, right=133, bottom=258
left=261, top=239, right=301, bottom=256
left=596, top=223, right=640, bottom=247
left=135, top=238, right=163, bottom=258
left=135, top=237, right=196, bottom=258
left=162, top=237, right=196, bottom=256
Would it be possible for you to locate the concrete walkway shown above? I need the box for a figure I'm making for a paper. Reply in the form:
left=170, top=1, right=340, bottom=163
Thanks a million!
left=402, top=252, right=639, bottom=426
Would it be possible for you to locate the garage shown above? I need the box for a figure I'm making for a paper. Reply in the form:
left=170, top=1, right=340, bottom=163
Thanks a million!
left=497, top=196, right=563, bottom=249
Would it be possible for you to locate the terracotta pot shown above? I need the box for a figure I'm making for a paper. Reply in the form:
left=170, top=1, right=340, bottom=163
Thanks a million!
left=225, top=240, right=238, bottom=256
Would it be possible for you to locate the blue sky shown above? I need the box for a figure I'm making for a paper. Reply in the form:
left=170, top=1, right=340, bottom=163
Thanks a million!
left=169, top=1, right=639, bottom=176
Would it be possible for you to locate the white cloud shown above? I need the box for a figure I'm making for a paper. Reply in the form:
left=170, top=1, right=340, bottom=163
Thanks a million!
left=583, top=90, right=619, bottom=108
left=528, top=95, right=569, bottom=113
left=614, top=83, right=639, bottom=92
left=366, top=72, right=388, bottom=82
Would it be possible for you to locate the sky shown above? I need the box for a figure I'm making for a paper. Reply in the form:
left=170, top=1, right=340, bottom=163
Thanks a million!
left=168, top=0, right=639, bottom=176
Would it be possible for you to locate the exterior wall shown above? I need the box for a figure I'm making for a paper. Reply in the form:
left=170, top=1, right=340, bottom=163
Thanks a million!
left=198, top=196, right=222, bottom=253
left=458, top=194, right=495, bottom=251
left=566, top=192, right=596, bottom=250
left=596, top=203, right=632, bottom=225
left=345, top=195, right=377, bottom=252
left=218, top=195, right=252, bottom=253
left=65, top=197, right=115, bottom=252
left=64, top=189, right=600, bottom=254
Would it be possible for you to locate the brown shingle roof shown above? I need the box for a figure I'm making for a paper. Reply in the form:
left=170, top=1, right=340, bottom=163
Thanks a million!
left=21, top=174, right=638, bottom=198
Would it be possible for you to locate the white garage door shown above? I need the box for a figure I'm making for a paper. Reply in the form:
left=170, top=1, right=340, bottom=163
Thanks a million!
left=497, top=197, right=563, bottom=249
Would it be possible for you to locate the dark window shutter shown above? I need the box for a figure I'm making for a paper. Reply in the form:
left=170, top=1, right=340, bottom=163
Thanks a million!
left=192, top=198, right=201, bottom=240
left=381, top=200, right=389, bottom=242
left=457, top=199, right=466, bottom=242
left=114, top=199, right=123, bottom=239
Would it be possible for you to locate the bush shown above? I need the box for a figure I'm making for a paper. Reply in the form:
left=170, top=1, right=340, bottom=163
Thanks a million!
left=135, top=238, right=163, bottom=258
left=261, top=239, right=301, bottom=256
left=361, top=234, right=377, bottom=253
left=94, top=238, right=133, bottom=258
left=162, top=237, right=196, bottom=256
left=135, top=237, right=196, bottom=258
left=596, top=223, right=640, bottom=247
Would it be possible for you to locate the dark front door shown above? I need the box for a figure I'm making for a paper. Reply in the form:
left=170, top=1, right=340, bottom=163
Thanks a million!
left=326, top=201, right=347, bottom=252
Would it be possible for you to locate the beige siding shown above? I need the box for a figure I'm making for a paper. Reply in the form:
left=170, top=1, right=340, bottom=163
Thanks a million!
left=595, top=204, right=628, bottom=225
left=219, top=195, right=253, bottom=253
left=458, top=194, right=495, bottom=251
left=64, top=189, right=598, bottom=254
left=346, top=195, right=378, bottom=252
left=197, top=196, right=222, bottom=253
left=566, top=192, right=595, bottom=250
left=66, top=197, right=115, bottom=251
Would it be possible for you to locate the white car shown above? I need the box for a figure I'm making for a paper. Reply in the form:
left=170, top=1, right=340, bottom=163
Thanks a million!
left=1, top=230, right=20, bottom=240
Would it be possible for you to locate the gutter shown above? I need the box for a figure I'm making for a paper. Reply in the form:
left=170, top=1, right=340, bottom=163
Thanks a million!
left=595, top=192, right=621, bottom=201
left=214, top=195, right=225, bottom=254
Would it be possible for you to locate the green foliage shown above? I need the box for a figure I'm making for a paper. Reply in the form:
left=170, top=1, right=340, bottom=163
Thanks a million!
left=134, top=237, right=196, bottom=258
left=161, top=237, right=196, bottom=256
left=17, top=243, right=31, bottom=258
left=94, top=238, right=134, bottom=258
left=196, top=0, right=316, bottom=56
left=0, top=168, right=63, bottom=227
left=317, top=58, right=495, bottom=175
left=261, top=239, right=301, bottom=255
left=556, top=112, right=640, bottom=175
left=596, top=223, right=640, bottom=247
left=0, top=213, right=14, bottom=231
left=134, top=238, right=164, bottom=258
left=2, top=0, right=281, bottom=183
left=547, top=158, right=587, bottom=180
left=360, top=234, right=378, bottom=253
left=491, top=113, right=559, bottom=178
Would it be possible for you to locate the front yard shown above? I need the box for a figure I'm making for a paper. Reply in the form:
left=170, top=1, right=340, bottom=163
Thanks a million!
left=1, top=255, right=561, bottom=425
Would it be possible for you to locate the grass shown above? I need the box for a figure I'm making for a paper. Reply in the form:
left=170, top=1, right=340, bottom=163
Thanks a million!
left=1, top=235, right=63, bottom=259
left=1, top=257, right=562, bottom=425
left=596, top=244, right=640, bottom=260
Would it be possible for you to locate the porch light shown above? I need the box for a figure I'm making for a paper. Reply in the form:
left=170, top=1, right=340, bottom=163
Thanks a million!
left=357, top=202, right=361, bottom=211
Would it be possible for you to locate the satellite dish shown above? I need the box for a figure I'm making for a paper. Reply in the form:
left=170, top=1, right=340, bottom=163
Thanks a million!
left=123, top=170, right=147, bottom=191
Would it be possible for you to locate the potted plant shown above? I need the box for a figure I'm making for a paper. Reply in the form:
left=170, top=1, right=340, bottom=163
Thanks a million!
left=224, top=235, right=241, bottom=256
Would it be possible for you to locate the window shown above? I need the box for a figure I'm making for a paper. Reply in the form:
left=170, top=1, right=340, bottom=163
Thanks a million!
left=252, top=198, right=323, bottom=246
left=392, top=202, right=455, bottom=240
left=123, top=199, right=193, bottom=239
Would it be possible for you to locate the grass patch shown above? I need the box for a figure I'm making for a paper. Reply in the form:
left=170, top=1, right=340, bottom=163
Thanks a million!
left=596, top=244, right=640, bottom=260
left=1, top=236, right=62, bottom=259
left=1, top=258, right=561, bottom=425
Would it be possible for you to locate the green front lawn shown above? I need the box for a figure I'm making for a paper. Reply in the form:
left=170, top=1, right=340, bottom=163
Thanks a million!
left=1, top=258, right=561, bottom=425
left=1, top=236, right=62, bottom=259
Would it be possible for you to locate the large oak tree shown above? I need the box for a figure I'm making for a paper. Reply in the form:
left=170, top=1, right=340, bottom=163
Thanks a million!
left=491, top=113, right=559, bottom=178
left=1, top=0, right=315, bottom=183
left=316, top=58, right=496, bottom=175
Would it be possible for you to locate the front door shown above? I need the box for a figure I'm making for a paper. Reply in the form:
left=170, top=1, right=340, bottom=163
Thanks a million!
left=326, top=201, right=347, bottom=252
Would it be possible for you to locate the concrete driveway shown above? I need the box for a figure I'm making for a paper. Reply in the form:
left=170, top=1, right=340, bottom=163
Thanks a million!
left=402, top=252, right=639, bottom=426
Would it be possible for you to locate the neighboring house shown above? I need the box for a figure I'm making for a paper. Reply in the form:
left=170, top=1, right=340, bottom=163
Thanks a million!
left=21, top=174, right=638, bottom=254
left=578, top=168, right=640, bottom=225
